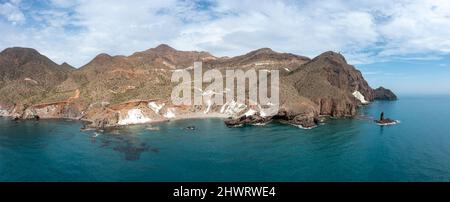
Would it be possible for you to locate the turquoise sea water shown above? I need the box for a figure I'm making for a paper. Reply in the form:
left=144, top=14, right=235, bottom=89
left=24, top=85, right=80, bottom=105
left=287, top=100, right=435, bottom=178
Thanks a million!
left=1, top=95, right=450, bottom=182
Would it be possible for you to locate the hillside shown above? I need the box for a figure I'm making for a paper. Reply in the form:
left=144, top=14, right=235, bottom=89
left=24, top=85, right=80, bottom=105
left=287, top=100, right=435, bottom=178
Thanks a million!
left=0, top=47, right=72, bottom=109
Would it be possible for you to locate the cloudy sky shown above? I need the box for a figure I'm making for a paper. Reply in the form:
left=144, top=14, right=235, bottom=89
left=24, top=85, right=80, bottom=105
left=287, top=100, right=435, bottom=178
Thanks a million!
left=1, top=0, right=450, bottom=94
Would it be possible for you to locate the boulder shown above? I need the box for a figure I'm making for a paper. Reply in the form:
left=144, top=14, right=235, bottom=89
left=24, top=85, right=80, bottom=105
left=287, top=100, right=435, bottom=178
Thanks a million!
left=224, top=113, right=272, bottom=127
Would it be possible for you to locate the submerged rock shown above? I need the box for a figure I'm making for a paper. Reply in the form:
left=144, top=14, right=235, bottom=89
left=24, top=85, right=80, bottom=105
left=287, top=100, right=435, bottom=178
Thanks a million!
left=185, top=126, right=196, bottom=130
left=146, top=126, right=160, bottom=131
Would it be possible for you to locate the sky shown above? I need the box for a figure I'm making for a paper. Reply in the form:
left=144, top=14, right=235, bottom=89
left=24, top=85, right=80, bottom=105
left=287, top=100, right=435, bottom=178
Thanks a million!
left=0, top=0, right=450, bottom=95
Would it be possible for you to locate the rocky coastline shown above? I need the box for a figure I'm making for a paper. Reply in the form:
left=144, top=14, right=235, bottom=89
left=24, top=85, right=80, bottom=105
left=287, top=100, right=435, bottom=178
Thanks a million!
left=0, top=45, right=397, bottom=129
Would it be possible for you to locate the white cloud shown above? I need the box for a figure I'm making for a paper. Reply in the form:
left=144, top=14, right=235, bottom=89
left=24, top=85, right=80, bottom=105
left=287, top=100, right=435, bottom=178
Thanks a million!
left=377, top=0, right=450, bottom=57
left=50, top=0, right=78, bottom=8
left=0, top=0, right=25, bottom=24
left=0, top=0, right=450, bottom=67
left=171, top=1, right=380, bottom=63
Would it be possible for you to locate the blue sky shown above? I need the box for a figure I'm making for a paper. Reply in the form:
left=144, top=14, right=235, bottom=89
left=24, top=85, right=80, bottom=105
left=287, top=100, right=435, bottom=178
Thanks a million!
left=1, top=0, right=450, bottom=95
left=359, top=58, right=450, bottom=95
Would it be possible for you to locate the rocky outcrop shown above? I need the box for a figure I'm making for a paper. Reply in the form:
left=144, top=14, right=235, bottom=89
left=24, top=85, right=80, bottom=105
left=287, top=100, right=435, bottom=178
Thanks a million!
left=16, top=102, right=81, bottom=120
left=0, top=109, right=8, bottom=116
left=273, top=109, right=318, bottom=128
left=90, top=113, right=120, bottom=129
left=224, top=113, right=272, bottom=127
left=374, top=87, right=397, bottom=100
left=375, top=112, right=398, bottom=125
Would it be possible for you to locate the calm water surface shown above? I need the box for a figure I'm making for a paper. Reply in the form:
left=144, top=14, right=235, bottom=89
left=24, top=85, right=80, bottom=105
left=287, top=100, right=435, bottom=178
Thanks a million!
left=1, top=96, right=450, bottom=181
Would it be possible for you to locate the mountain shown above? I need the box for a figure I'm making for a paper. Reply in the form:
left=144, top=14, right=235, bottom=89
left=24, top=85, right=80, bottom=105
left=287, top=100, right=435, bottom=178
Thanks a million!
left=0, top=47, right=71, bottom=110
left=60, top=62, right=76, bottom=71
left=203, top=48, right=310, bottom=76
left=0, top=45, right=397, bottom=129
left=289, top=51, right=374, bottom=114
left=55, top=44, right=217, bottom=106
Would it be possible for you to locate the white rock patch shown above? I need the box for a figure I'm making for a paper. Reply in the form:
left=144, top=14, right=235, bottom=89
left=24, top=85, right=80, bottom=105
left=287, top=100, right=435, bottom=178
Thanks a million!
left=118, top=109, right=152, bottom=125
left=244, top=109, right=258, bottom=117
left=0, top=109, right=8, bottom=116
left=148, top=102, right=165, bottom=114
left=24, top=78, right=38, bottom=84
left=164, top=108, right=176, bottom=119
left=258, top=104, right=278, bottom=117
left=163, top=61, right=176, bottom=69
left=101, top=101, right=110, bottom=107
left=204, top=99, right=212, bottom=114
left=352, top=91, right=369, bottom=104
left=220, top=100, right=247, bottom=116
left=34, top=105, right=57, bottom=115
left=254, top=61, right=272, bottom=66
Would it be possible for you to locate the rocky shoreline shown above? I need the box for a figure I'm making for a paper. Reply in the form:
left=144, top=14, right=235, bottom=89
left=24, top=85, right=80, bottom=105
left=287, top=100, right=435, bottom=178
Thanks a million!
left=0, top=93, right=394, bottom=130
left=0, top=45, right=397, bottom=130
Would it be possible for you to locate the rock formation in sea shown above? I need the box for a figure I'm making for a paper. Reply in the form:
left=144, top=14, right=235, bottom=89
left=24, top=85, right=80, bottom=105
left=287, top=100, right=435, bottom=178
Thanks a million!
left=0, top=45, right=397, bottom=129
left=375, top=111, right=398, bottom=125
left=374, top=87, right=398, bottom=100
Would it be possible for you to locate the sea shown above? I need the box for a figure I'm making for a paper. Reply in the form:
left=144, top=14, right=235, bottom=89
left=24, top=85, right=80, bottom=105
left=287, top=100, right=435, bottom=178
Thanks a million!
left=1, top=95, right=450, bottom=182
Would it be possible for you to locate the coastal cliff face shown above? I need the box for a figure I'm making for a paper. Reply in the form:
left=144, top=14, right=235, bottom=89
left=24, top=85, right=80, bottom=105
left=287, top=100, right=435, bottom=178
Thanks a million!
left=286, top=51, right=374, bottom=117
left=0, top=45, right=397, bottom=129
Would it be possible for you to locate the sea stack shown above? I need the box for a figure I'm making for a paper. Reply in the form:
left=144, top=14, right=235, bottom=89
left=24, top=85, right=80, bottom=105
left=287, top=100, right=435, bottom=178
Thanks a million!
left=375, top=112, right=397, bottom=125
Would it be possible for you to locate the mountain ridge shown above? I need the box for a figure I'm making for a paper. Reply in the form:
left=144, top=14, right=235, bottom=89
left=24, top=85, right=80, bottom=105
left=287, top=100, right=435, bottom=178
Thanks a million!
left=0, top=45, right=397, bottom=129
